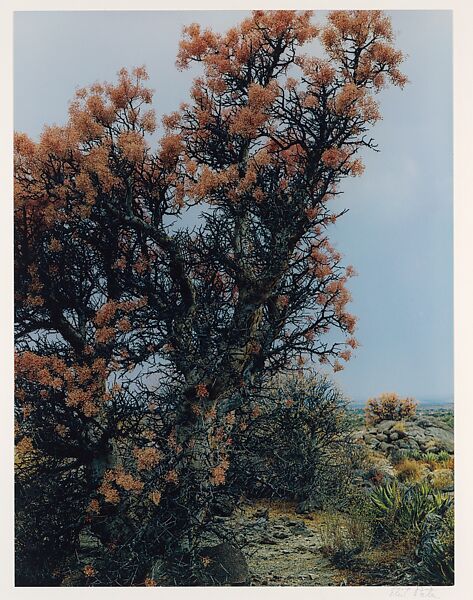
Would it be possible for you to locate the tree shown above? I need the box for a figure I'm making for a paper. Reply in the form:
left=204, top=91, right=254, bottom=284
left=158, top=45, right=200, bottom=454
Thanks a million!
left=14, top=10, right=406, bottom=585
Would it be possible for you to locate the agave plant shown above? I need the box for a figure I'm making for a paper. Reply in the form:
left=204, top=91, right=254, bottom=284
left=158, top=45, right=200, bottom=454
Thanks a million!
left=436, top=450, right=451, bottom=463
left=415, top=508, right=454, bottom=585
left=370, top=481, right=452, bottom=539
left=423, top=452, right=439, bottom=464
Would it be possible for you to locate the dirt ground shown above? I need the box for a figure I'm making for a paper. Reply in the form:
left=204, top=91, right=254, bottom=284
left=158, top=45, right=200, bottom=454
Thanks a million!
left=215, top=499, right=348, bottom=586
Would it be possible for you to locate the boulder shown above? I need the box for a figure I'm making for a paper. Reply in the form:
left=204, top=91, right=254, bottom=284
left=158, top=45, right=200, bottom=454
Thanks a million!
left=198, top=542, right=249, bottom=585
left=213, top=494, right=237, bottom=517
left=360, top=416, right=454, bottom=458
left=376, top=420, right=397, bottom=433
left=415, top=418, right=433, bottom=427
left=404, top=438, right=420, bottom=450
left=424, top=427, right=454, bottom=453
left=379, top=442, right=395, bottom=453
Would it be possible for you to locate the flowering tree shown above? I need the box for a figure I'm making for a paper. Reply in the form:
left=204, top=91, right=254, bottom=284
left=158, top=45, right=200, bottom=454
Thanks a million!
left=15, top=10, right=406, bottom=585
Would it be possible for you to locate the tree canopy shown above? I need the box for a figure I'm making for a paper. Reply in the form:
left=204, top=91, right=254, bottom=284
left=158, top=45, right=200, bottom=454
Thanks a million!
left=14, top=10, right=406, bottom=585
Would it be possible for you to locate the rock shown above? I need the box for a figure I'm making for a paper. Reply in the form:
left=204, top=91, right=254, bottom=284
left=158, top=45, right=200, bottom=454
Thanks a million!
left=272, top=530, right=290, bottom=540
left=425, top=427, right=454, bottom=453
left=260, top=536, right=278, bottom=545
left=284, top=519, right=301, bottom=527
left=405, top=439, right=420, bottom=450
left=198, top=542, right=249, bottom=585
left=362, top=416, right=454, bottom=456
left=253, top=508, right=269, bottom=520
left=376, top=420, right=397, bottom=432
left=415, top=418, right=433, bottom=428
left=364, top=455, right=396, bottom=480
left=213, top=494, right=236, bottom=517
left=291, top=522, right=313, bottom=536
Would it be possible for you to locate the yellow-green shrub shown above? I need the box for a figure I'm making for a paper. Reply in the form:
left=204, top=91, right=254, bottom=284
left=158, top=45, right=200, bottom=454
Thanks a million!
left=391, top=421, right=406, bottom=433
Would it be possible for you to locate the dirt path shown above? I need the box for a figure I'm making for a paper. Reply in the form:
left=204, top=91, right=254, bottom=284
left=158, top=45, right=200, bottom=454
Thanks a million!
left=215, top=500, right=347, bottom=586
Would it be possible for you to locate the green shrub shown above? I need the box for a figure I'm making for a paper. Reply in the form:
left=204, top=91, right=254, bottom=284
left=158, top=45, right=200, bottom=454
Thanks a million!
left=391, top=448, right=421, bottom=464
left=228, top=374, right=363, bottom=509
left=423, top=452, right=439, bottom=464
left=436, top=450, right=451, bottom=462
left=423, top=450, right=453, bottom=469
left=415, top=506, right=454, bottom=585
left=370, top=481, right=452, bottom=541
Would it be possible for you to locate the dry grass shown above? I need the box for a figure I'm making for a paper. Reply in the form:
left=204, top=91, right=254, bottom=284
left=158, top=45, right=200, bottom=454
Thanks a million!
left=437, top=456, right=454, bottom=471
left=394, top=459, right=426, bottom=483
left=319, top=512, right=373, bottom=556
left=362, top=537, right=416, bottom=565
left=391, top=421, right=406, bottom=433
left=429, top=468, right=454, bottom=490
left=246, top=498, right=324, bottom=528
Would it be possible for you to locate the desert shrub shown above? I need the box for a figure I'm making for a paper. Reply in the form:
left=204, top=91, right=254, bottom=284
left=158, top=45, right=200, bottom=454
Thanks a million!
left=421, top=450, right=452, bottom=467
left=429, top=469, right=454, bottom=491
left=390, top=448, right=421, bottom=464
left=414, top=506, right=454, bottom=585
left=391, top=421, right=406, bottom=433
left=228, top=374, right=363, bottom=509
left=319, top=511, right=373, bottom=566
left=423, top=451, right=453, bottom=471
left=395, top=459, right=426, bottom=483
left=441, top=456, right=455, bottom=470
left=370, top=481, right=452, bottom=542
left=15, top=461, right=85, bottom=586
left=365, top=393, right=417, bottom=426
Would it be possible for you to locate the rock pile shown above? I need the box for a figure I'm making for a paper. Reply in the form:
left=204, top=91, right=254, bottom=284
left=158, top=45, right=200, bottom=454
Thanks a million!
left=355, top=416, right=453, bottom=455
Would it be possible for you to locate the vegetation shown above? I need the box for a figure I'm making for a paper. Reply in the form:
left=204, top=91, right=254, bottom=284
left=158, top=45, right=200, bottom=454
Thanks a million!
left=365, top=392, right=417, bottom=426
left=415, top=506, right=454, bottom=585
left=14, top=8, right=453, bottom=588
left=394, top=459, right=426, bottom=483
left=228, top=374, right=362, bottom=508
left=319, top=478, right=454, bottom=585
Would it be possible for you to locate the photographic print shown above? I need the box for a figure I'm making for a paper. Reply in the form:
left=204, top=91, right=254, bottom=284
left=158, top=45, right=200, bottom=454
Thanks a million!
left=13, top=7, right=454, bottom=587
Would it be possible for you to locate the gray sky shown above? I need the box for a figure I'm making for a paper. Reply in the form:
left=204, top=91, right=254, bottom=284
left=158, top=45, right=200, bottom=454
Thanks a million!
left=14, top=10, right=453, bottom=403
